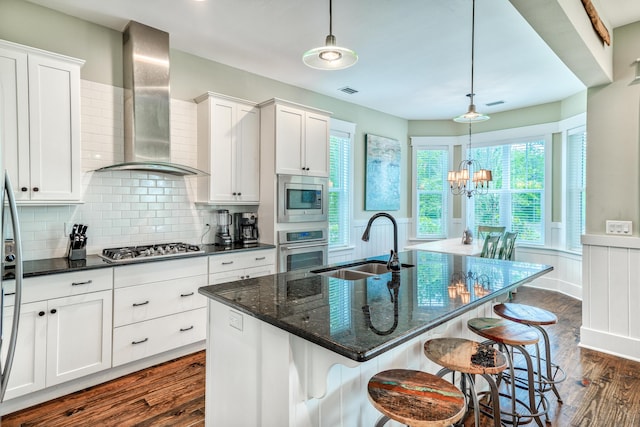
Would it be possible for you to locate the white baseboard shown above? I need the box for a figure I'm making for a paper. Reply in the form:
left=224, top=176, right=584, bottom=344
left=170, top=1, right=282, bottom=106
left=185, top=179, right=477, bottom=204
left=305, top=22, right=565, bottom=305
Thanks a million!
left=579, top=327, right=640, bottom=363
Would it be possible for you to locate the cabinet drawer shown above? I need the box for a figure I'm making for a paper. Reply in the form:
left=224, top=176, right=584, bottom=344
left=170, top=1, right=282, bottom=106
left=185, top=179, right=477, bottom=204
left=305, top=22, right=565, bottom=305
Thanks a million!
left=113, top=275, right=208, bottom=327
left=114, top=257, right=208, bottom=288
left=3, top=268, right=113, bottom=306
left=112, top=308, right=206, bottom=367
left=209, top=249, right=275, bottom=273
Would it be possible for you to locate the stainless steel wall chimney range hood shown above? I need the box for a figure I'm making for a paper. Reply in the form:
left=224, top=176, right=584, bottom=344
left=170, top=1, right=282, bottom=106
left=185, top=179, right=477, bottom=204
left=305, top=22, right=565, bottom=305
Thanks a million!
left=95, top=21, right=206, bottom=176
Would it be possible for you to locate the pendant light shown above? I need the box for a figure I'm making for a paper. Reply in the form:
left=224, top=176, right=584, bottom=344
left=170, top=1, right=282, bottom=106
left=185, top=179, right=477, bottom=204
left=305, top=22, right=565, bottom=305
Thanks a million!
left=453, top=0, right=490, bottom=123
left=302, top=0, right=358, bottom=70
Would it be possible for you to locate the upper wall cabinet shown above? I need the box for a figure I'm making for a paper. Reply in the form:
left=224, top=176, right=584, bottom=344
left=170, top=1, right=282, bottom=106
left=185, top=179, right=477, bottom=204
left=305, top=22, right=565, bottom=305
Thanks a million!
left=196, top=92, right=260, bottom=204
left=0, top=39, right=84, bottom=204
left=260, top=99, right=331, bottom=178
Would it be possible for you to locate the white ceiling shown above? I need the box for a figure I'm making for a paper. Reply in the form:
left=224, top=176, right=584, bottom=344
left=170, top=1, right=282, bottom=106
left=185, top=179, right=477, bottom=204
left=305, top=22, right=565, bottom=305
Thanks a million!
left=24, top=0, right=640, bottom=120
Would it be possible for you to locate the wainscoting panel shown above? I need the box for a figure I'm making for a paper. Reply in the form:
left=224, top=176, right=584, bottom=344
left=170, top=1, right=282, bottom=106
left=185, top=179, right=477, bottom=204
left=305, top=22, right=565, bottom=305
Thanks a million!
left=581, top=234, right=640, bottom=362
left=515, top=247, right=582, bottom=299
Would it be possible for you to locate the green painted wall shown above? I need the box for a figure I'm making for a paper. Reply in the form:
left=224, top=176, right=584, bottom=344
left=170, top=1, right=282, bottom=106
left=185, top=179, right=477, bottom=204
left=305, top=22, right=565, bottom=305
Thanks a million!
left=586, top=21, right=640, bottom=235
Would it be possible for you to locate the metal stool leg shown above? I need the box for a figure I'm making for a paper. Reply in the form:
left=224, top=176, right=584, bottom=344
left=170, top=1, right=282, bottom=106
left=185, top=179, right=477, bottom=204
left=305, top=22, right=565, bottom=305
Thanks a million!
left=532, top=324, right=565, bottom=403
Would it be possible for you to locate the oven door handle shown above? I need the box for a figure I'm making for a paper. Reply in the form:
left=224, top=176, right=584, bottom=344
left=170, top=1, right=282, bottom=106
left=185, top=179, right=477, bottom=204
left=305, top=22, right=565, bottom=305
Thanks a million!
left=280, top=242, right=328, bottom=251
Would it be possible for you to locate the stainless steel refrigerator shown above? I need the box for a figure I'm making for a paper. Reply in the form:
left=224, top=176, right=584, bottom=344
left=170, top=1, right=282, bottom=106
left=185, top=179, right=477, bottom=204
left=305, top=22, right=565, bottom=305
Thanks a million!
left=1, top=168, right=24, bottom=402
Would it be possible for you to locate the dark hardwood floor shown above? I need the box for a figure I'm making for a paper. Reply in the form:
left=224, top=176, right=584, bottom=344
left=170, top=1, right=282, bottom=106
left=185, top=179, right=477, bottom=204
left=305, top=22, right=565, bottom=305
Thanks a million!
left=2, top=286, right=639, bottom=426
left=1, top=351, right=205, bottom=427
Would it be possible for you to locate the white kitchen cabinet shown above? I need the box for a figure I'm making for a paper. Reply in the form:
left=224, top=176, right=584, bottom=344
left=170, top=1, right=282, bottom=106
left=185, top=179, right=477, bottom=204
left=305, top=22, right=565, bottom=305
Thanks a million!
left=208, top=249, right=276, bottom=285
left=196, top=92, right=260, bottom=204
left=259, top=99, right=331, bottom=177
left=1, top=302, right=47, bottom=400
left=112, top=257, right=208, bottom=367
left=0, top=39, right=83, bottom=203
left=1, top=269, right=112, bottom=399
left=45, top=290, right=113, bottom=386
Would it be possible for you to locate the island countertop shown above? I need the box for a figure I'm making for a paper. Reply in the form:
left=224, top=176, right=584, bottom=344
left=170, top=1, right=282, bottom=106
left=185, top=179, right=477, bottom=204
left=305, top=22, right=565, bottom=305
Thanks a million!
left=198, top=250, right=553, bottom=362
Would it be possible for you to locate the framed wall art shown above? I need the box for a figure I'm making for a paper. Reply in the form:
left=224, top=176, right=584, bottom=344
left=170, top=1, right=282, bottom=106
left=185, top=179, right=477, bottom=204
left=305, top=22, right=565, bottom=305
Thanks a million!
left=365, top=134, right=401, bottom=211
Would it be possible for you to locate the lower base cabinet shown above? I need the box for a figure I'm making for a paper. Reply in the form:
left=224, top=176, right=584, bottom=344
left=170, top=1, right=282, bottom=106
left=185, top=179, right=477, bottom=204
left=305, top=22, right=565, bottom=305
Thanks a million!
left=112, top=307, right=206, bottom=367
left=112, top=257, right=209, bottom=367
left=208, top=249, right=276, bottom=284
left=1, top=276, right=112, bottom=400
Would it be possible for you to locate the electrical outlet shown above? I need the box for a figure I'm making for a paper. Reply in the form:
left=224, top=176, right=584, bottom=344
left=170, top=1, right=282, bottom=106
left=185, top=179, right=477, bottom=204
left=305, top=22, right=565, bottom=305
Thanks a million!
left=229, top=310, right=243, bottom=331
left=605, top=220, right=633, bottom=235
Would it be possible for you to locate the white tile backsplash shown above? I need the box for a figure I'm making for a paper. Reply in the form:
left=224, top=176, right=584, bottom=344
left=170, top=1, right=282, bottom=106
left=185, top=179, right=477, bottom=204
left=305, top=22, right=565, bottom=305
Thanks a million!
left=14, top=80, right=217, bottom=260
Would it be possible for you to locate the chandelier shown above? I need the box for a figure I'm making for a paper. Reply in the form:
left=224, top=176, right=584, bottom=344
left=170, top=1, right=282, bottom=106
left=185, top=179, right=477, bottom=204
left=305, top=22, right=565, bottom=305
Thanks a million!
left=448, top=123, right=492, bottom=197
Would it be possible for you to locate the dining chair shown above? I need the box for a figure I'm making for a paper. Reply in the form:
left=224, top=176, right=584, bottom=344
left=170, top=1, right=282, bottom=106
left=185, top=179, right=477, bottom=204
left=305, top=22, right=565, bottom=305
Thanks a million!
left=498, top=231, right=518, bottom=260
left=476, top=225, right=506, bottom=240
left=480, top=235, right=500, bottom=258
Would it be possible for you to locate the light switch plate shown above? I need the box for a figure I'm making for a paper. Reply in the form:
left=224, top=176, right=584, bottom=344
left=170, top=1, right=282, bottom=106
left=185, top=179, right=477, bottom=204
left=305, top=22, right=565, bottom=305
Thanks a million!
left=605, top=220, right=633, bottom=235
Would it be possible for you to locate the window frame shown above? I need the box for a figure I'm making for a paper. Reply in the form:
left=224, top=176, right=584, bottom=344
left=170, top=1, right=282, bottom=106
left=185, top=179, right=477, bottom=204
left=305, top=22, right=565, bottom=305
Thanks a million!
left=328, top=119, right=356, bottom=250
left=564, top=124, right=587, bottom=253
left=410, top=137, right=457, bottom=240
left=466, top=134, right=550, bottom=246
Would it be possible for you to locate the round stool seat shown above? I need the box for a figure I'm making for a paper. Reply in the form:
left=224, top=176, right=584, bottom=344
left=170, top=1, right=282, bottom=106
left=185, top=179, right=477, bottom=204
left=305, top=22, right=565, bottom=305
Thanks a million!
left=493, top=302, right=557, bottom=326
left=424, top=337, right=507, bottom=375
left=425, top=338, right=508, bottom=427
left=467, top=317, right=539, bottom=346
left=368, top=369, right=466, bottom=427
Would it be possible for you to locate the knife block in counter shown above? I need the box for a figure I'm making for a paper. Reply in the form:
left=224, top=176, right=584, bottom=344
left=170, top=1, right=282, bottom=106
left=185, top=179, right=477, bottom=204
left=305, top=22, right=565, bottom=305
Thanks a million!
left=68, top=247, right=86, bottom=261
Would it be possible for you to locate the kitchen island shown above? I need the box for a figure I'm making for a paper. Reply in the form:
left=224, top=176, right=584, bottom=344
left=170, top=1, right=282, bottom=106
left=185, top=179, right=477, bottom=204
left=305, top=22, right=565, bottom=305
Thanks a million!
left=198, top=250, right=552, bottom=427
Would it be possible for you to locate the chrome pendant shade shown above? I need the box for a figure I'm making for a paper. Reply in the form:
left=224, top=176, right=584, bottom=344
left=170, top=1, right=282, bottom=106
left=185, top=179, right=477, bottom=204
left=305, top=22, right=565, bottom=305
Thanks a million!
left=303, top=0, right=357, bottom=70
left=453, top=0, right=489, bottom=123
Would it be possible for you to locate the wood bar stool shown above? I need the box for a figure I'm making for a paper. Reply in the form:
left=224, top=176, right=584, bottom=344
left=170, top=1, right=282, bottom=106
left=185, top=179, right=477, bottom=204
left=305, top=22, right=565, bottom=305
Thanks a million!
left=467, top=318, right=549, bottom=427
left=424, top=338, right=508, bottom=427
left=367, top=369, right=466, bottom=427
left=493, top=303, right=566, bottom=403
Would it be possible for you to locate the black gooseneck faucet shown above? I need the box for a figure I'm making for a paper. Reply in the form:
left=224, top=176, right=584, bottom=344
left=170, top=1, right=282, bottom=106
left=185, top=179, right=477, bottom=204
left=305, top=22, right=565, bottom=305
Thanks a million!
left=361, top=212, right=400, bottom=271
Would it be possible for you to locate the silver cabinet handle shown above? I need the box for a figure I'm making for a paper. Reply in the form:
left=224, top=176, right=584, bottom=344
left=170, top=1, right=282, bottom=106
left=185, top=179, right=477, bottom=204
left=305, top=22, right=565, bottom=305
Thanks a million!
left=132, top=338, right=148, bottom=345
left=222, top=261, right=234, bottom=265
left=180, top=292, right=194, bottom=297
left=132, top=301, right=150, bottom=307
left=180, top=326, right=194, bottom=332
left=255, top=256, right=266, bottom=261
left=72, top=280, right=93, bottom=286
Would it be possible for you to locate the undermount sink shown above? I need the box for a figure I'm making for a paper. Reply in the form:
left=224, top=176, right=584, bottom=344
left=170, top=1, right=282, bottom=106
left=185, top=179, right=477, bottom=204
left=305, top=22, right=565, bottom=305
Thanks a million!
left=311, top=260, right=414, bottom=281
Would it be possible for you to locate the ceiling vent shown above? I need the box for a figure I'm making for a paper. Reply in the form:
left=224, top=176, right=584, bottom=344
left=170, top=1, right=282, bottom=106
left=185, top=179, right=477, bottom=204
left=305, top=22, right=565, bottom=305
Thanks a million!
left=339, top=86, right=359, bottom=95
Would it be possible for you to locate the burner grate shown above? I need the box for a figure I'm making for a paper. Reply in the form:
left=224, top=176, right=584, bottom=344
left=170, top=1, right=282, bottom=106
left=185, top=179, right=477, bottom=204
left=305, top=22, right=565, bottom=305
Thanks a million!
left=100, top=242, right=202, bottom=263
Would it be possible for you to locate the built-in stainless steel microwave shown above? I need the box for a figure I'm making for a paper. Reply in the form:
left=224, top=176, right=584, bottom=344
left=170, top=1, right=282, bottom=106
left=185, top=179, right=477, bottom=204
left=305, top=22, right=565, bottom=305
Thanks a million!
left=277, top=175, right=327, bottom=223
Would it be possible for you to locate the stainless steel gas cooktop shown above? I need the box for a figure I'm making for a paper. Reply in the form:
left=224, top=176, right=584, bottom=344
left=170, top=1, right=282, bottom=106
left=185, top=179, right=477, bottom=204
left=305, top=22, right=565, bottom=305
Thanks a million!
left=99, top=242, right=202, bottom=263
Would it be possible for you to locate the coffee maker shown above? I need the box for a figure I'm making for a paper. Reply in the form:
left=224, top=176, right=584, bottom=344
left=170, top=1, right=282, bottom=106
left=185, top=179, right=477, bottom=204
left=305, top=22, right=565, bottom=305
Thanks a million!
left=215, top=209, right=233, bottom=246
left=234, top=212, right=259, bottom=246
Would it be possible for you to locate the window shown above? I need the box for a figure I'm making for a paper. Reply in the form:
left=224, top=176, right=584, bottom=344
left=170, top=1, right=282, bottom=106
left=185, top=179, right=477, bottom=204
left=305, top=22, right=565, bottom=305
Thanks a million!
left=328, top=119, right=355, bottom=248
left=414, top=146, right=449, bottom=238
left=566, top=127, right=586, bottom=251
left=469, top=139, right=546, bottom=245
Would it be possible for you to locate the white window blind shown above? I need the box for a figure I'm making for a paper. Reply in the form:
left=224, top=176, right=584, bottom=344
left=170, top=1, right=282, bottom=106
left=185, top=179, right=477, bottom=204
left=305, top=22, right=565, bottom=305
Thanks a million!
left=469, top=139, right=545, bottom=245
left=566, top=127, right=586, bottom=251
left=329, top=120, right=354, bottom=248
left=415, top=147, right=448, bottom=238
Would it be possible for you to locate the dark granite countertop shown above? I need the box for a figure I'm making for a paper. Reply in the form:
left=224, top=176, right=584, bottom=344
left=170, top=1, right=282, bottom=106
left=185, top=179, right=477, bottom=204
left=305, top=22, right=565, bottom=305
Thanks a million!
left=1, top=243, right=276, bottom=280
left=198, top=250, right=553, bottom=362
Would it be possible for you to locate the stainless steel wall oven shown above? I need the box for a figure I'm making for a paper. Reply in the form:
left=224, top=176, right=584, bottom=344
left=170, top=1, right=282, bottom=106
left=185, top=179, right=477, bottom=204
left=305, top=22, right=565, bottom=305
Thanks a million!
left=278, top=228, right=328, bottom=272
